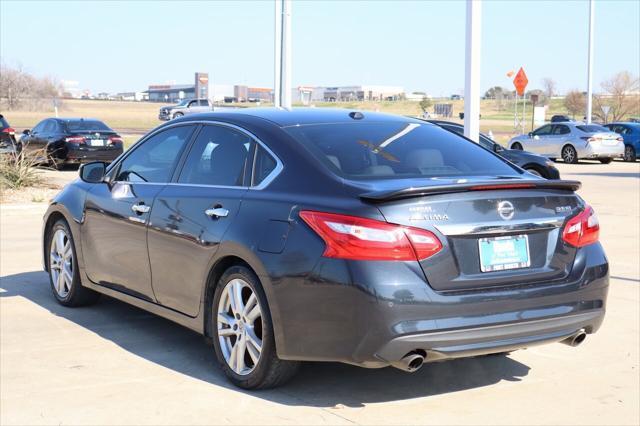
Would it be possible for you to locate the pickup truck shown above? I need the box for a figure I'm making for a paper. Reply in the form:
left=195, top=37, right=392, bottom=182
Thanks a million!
left=158, top=99, right=213, bottom=121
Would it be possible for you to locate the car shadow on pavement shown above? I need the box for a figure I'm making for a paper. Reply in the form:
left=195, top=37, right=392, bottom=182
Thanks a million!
left=1, top=271, right=531, bottom=408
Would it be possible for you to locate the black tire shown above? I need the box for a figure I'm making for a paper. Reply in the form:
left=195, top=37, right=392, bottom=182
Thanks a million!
left=599, top=158, right=613, bottom=164
left=210, top=265, right=299, bottom=389
left=624, top=145, right=637, bottom=162
left=47, top=219, right=100, bottom=307
left=172, top=112, right=184, bottom=119
left=561, top=145, right=578, bottom=164
left=511, top=142, right=523, bottom=150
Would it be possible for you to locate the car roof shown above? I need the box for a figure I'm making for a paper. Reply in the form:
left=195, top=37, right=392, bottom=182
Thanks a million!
left=189, top=107, right=424, bottom=128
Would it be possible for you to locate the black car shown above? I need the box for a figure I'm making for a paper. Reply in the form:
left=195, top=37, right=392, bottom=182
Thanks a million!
left=43, top=109, right=608, bottom=389
left=427, top=120, right=560, bottom=179
left=19, top=118, right=124, bottom=168
left=551, top=115, right=575, bottom=123
left=0, top=114, right=18, bottom=155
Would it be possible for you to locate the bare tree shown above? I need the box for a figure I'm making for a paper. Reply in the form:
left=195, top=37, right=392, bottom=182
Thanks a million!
left=592, top=71, right=640, bottom=122
left=564, top=90, right=586, bottom=119
left=542, top=78, right=556, bottom=100
left=0, top=64, right=61, bottom=110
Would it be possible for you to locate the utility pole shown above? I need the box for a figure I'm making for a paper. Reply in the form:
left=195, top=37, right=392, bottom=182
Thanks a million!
left=464, top=0, right=481, bottom=142
left=274, top=0, right=292, bottom=109
left=586, top=0, right=595, bottom=124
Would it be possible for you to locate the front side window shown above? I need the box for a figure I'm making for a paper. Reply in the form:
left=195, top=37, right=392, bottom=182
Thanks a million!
left=116, top=126, right=193, bottom=183
left=533, top=124, right=552, bottom=136
left=178, top=125, right=251, bottom=186
left=286, top=122, right=519, bottom=180
left=32, top=120, right=47, bottom=134
left=199, top=99, right=209, bottom=106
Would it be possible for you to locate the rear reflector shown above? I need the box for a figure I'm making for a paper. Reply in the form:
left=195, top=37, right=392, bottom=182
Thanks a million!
left=562, top=205, right=599, bottom=247
left=300, top=210, right=442, bottom=261
left=65, top=136, right=85, bottom=144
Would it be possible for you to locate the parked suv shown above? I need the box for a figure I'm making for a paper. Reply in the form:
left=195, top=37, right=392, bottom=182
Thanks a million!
left=158, top=99, right=213, bottom=121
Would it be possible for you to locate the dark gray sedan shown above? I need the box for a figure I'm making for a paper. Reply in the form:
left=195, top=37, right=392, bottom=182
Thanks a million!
left=42, top=108, right=609, bottom=389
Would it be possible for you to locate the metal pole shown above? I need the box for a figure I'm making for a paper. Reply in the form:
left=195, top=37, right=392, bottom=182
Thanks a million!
left=586, top=0, right=594, bottom=124
left=274, top=0, right=282, bottom=108
left=463, top=0, right=481, bottom=142
left=522, top=95, right=526, bottom=134
left=280, top=0, right=292, bottom=109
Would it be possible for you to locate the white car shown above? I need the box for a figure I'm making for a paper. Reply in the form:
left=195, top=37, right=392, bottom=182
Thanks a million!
left=509, top=122, right=624, bottom=164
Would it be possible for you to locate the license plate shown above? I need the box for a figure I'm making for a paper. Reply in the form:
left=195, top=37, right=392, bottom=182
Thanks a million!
left=478, top=234, right=530, bottom=272
left=603, top=139, right=617, bottom=146
left=89, top=139, right=104, bottom=147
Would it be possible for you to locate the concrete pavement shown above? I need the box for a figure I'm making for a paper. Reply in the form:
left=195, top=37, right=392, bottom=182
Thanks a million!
left=1, top=161, right=638, bottom=425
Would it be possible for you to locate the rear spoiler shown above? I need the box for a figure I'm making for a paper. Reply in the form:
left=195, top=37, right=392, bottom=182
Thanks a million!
left=360, top=179, right=582, bottom=202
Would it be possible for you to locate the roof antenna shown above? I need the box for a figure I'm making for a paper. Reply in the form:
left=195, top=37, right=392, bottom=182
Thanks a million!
left=349, top=111, right=364, bottom=120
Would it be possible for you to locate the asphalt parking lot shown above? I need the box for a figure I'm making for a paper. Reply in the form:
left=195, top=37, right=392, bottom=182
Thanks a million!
left=1, top=161, right=638, bottom=425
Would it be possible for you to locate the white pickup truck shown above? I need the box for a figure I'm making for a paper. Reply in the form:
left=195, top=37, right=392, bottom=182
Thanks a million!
left=158, top=99, right=213, bottom=121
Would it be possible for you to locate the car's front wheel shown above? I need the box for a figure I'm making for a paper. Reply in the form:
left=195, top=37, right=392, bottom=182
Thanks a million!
left=524, top=166, right=545, bottom=178
left=511, top=142, right=523, bottom=150
left=561, top=145, right=578, bottom=164
left=211, top=265, right=299, bottom=389
left=624, top=145, right=636, bottom=162
left=47, top=219, right=100, bottom=306
left=172, top=112, right=184, bottom=119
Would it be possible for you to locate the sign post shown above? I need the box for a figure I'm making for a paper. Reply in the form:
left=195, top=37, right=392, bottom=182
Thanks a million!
left=512, top=67, right=529, bottom=133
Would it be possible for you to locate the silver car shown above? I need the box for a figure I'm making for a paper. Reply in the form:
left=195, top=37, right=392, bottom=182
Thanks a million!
left=509, top=122, right=624, bottom=164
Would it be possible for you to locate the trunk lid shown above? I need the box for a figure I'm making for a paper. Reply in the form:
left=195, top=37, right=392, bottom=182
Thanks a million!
left=355, top=177, right=582, bottom=292
left=72, top=131, right=117, bottom=150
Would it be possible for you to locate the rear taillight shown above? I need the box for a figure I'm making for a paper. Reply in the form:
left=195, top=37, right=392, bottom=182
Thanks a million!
left=299, top=210, right=442, bottom=261
left=2, top=127, right=15, bottom=135
left=617, top=137, right=623, bottom=142
left=581, top=137, right=596, bottom=143
left=562, top=205, right=599, bottom=247
left=108, top=135, right=123, bottom=145
left=65, top=136, right=85, bottom=144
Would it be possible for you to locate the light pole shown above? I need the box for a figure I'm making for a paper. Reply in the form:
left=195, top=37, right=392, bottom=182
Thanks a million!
left=586, top=0, right=595, bottom=124
left=274, top=0, right=292, bottom=109
left=464, top=0, right=481, bottom=142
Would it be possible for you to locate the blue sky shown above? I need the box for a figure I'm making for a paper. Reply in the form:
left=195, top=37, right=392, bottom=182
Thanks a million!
left=1, top=0, right=638, bottom=96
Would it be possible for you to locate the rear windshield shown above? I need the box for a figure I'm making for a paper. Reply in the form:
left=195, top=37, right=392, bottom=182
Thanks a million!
left=65, top=120, right=111, bottom=132
left=0, top=116, right=9, bottom=128
left=576, top=125, right=608, bottom=133
left=286, top=122, right=520, bottom=180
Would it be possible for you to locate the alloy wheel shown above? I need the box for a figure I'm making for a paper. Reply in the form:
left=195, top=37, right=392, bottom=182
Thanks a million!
left=217, top=278, right=263, bottom=375
left=49, top=229, right=73, bottom=298
left=562, top=146, right=577, bottom=163
left=624, top=145, right=636, bottom=162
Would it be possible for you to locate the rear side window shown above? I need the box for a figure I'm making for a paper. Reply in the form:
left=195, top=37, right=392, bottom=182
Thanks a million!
left=116, top=126, right=193, bottom=183
left=252, top=145, right=277, bottom=186
left=0, top=116, right=9, bottom=128
left=286, top=122, right=519, bottom=180
left=552, top=125, right=570, bottom=135
left=178, top=125, right=251, bottom=186
left=577, top=125, right=608, bottom=133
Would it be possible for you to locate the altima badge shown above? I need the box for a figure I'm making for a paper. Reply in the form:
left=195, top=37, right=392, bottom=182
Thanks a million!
left=497, top=201, right=515, bottom=220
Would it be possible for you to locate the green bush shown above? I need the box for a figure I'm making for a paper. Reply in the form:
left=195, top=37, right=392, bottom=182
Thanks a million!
left=0, top=150, right=45, bottom=189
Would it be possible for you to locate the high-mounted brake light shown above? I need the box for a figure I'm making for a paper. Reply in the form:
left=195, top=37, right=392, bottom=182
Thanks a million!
left=65, top=136, right=85, bottom=144
left=299, top=211, right=442, bottom=261
left=562, top=205, right=599, bottom=247
left=469, top=183, right=535, bottom=191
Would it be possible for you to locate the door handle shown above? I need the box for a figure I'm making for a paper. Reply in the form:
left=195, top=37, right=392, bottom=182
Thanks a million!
left=131, top=203, right=150, bottom=214
left=205, top=207, right=229, bottom=218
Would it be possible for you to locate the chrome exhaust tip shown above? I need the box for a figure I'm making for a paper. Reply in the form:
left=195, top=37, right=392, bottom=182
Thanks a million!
left=561, top=329, right=587, bottom=347
left=391, top=351, right=426, bottom=372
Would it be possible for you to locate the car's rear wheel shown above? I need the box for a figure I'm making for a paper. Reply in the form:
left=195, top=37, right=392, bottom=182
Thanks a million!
left=211, top=265, right=299, bottom=389
left=624, top=145, right=636, bottom=162
left=599, top=158, right=613, bottom=164
left=561, top=145, right=578, bottom=164
left=511, top=142, right=523, bottom=150
left=47, top=219, right=100, bottom=306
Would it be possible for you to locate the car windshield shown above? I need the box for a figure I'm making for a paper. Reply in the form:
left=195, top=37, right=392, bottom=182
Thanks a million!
left=65, top=120, right=111, bottom=132
left=286, top=122, right=520, bottom=180
left=176, top=99, right=189, bottom=106
left=577, top=125, right=609, bottom=133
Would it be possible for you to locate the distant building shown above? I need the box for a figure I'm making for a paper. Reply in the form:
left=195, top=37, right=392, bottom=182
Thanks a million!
left=310, top=85, right=404, bottom=102
left=116, top=92, right=147, bottom=102
left=147, top=72, right=209, bottom=102
left=405, top=92, right=431, bottom=102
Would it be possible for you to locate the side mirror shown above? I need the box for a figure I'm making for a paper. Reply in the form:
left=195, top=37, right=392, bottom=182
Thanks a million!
left=22, top=129, right=31, bottom=135
left=79, top=162, right=106, bottom=183
left=494, top=144, right=504, bottom=152
left=527, top=132, right=533, bottom=137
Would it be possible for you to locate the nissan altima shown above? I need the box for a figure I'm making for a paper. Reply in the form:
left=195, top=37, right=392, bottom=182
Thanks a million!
left=42, top=109, right=609, bottom=389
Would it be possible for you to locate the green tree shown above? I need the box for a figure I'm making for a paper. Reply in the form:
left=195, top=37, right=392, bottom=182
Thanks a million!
left=419, top=96, right=432, bottom=113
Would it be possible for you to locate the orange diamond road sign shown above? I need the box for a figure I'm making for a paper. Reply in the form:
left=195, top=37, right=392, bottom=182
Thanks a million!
left=513, top=67, right=529, bottom=96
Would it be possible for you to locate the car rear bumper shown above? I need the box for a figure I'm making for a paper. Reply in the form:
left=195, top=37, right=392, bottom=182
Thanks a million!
left=268, top=242, right=609, bottom=368
left=580, top=144, right=625, bottom=159
left=65, top=146, right=123, bottom=163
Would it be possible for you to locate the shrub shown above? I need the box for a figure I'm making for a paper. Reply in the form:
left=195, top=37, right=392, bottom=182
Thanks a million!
left=0, top=149, right=45, bottom=189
